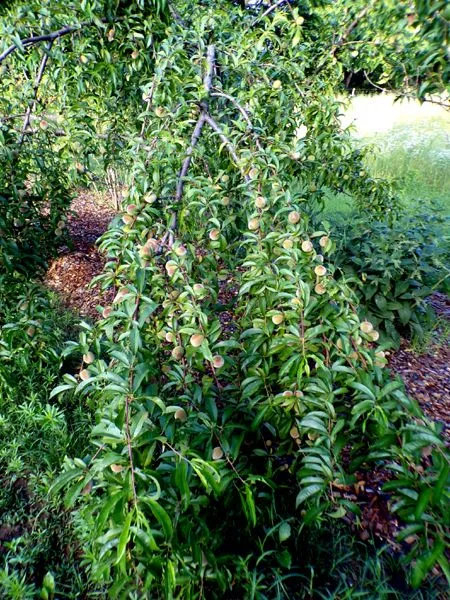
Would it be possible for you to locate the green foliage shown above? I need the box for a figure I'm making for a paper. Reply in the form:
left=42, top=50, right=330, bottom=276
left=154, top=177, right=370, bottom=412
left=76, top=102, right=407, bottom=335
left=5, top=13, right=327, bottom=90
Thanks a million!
left=0, top=277, right=95, bottom=598
left=328, top=0, right=450, bottom=100
left=0, top=0, right=448, bottom=597
left=334, top=212, right=450, bottom=345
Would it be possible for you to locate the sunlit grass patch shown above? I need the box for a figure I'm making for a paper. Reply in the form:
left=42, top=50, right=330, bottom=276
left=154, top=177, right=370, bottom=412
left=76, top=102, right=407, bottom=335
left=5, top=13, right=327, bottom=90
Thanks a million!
left=328, top=94, right=450, bottom=217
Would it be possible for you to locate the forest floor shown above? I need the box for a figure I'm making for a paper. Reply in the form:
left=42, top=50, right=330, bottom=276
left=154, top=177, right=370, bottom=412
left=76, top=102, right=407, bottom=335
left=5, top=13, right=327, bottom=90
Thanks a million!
left=44, top=191, right=450, bottom=443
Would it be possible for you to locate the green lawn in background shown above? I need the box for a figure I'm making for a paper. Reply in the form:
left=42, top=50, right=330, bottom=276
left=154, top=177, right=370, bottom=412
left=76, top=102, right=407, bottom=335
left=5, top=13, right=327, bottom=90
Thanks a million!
left=326, top=94, right=450, bottom=219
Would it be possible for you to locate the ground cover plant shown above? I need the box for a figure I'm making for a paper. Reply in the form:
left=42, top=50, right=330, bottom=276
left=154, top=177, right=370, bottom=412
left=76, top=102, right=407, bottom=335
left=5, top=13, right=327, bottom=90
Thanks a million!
left=0, top=0, right=449, bottom=597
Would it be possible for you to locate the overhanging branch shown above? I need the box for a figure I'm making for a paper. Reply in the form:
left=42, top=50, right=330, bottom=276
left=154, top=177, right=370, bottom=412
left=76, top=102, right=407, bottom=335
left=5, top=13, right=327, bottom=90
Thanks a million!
left=18, top=41, right=54, bottom=147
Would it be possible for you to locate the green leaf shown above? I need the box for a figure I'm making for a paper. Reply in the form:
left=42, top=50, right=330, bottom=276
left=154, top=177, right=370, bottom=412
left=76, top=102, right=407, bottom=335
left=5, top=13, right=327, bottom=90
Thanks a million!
left=144, top=498, right=173, bottom=539
left=296, top=484, right=324, bottom=507
left=279, top=522, right=291, bottom=542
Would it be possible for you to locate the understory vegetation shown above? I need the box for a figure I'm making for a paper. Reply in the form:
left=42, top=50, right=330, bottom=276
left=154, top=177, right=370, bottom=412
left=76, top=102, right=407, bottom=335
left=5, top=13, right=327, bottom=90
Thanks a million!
left=0, top=1, right=449, bottom=598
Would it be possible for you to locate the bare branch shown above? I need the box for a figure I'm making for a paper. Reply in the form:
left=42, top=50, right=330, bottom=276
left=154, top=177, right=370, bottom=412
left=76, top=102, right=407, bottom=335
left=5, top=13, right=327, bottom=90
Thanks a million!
left=204, top=44, right=216, bottom=94
left=18, top=42, right=53, bottom=146
left=211, top=88, right=264, bottom=152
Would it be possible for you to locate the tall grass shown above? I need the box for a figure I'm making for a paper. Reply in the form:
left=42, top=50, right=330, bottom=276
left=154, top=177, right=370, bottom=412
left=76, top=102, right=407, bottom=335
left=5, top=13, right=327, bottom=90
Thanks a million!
left=330, top=94, right=450, bottom=217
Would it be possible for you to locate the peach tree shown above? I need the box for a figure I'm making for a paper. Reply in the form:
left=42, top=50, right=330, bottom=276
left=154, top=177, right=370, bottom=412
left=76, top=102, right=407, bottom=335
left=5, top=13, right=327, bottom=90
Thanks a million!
left=1, top=0, right=448, bottom=597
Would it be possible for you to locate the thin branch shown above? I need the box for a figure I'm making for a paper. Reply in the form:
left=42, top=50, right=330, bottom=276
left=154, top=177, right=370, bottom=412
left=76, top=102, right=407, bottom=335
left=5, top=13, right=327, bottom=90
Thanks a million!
left=252, top=0, right=292, bottom=26
left=331, top=6, right=370, bottom=56
left=18, top=42, right=53, bottom=147
left=363, top=71, right=450, bottom=110
left=174, top=45, right=216, bottom=204
left=203, top=112, right=251, bottom=182
left=175, top=113, right=206, bottom=202
left=0, top=24, right=81, bottom=64
left=211, top=89, right=264, bottom=152
left=158, top=45, right=216, bottom=249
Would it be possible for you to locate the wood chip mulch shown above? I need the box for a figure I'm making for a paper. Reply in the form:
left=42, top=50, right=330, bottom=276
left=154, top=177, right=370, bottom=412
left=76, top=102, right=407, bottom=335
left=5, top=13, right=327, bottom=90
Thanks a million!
left=389, top=340, right=450, bottom=442
left=44, top=190, right=116, bottom=319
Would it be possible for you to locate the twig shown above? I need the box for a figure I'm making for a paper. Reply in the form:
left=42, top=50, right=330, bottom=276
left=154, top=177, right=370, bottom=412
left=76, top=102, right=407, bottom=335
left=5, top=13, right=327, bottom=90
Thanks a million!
left=18, top=42, right=53, bottom=147
left=331, top=6, right=370, bottom=56
left=175, top=45, right=216, bottom=204
left=175, top=113, right=207, bottom=203
left=363, top=71, right=450, bottom=109
left=252, top=0, right=292, bottom=26
left=0, top=24, right=82, bottom=64
left=211, top=89, right=264, bottom=152
left=203, top=112, right=251, bottom=182
left=125, top=394, right=138, bottom=507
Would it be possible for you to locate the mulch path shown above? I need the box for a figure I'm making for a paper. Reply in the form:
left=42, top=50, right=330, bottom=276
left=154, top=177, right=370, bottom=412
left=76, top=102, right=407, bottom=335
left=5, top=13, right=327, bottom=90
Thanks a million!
left=389, top=341, right=450, bottom=442
left=44, top=190, right=116, bottom=319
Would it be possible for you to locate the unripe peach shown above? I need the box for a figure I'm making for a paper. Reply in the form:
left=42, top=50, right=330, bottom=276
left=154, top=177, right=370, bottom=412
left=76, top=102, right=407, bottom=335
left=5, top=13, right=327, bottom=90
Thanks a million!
left=315, top=283, right=326, bottom=295
left=282, top=390, right=294, bottom=397
left=209, top=229, right=220, bottom=241
left=26, top=326, right=35, bottom=337
left=79, top=369, right=90, bottom=381
left=319, top=235, right=330, bottom=248
left=248, top=218, right=259, bottom=231
left=39, top=119, right=49, bottom=130
left=175, top=245, right=187, bottom=257
left=360, top=320, right=374, bottom=334
left=171, top=346, right=185, bottom=360
left=175, top=408, right=187, bottom=421
left=248, top=167, right=259, bottom=179
left=369, top=330, right=380, bottom=342
left=55, top=228, right=63, bottom=237
left=272, top=80, right=282, bottom=90
left=144, top=192, right=157, bottom=204
left=190, top=333, right=204, bottom=347
left=122, top=214, right=134, bottom=225
left=314, top=265, right=327, bottom=277
left=165, top=332, right=176, bottom=343
left=126, top=203, right=137, bottom=215
left=212, top=446, right=224, bottom=460
left=165, top=261, right=178, bottom=277
left=290, top=426, right=300, bottom=439
left=102, top=306, right=112, bottom=318
left=155, top=106, right=165, bottom=118
left=255, top=196, right=266, bottom=209
left=272, top=313, right=284, bottom=325
left=140, top=238, right=159, bottom=257
left=193, top=284, right=205, bottom=294
left=221, top=196, right=230, bottom=206
left=301, top=240, right=313, bottom=252
left=131, top=50, right=139, bottom=60
left=110, top=464, right=124, bottom=473
left=221, top=174, right=229, bottom=183
left=83, top=352, right=95, bottom=364
left=212, top=355, right=224, bottom=369
left=288, top=211, right=300, bottom=224
left=282, top=239, right=293, bottom=250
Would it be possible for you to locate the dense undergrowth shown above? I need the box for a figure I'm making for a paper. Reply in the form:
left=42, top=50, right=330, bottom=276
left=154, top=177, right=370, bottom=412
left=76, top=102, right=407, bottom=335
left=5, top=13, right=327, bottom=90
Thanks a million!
left=0, top=276, right=92, bottom=598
